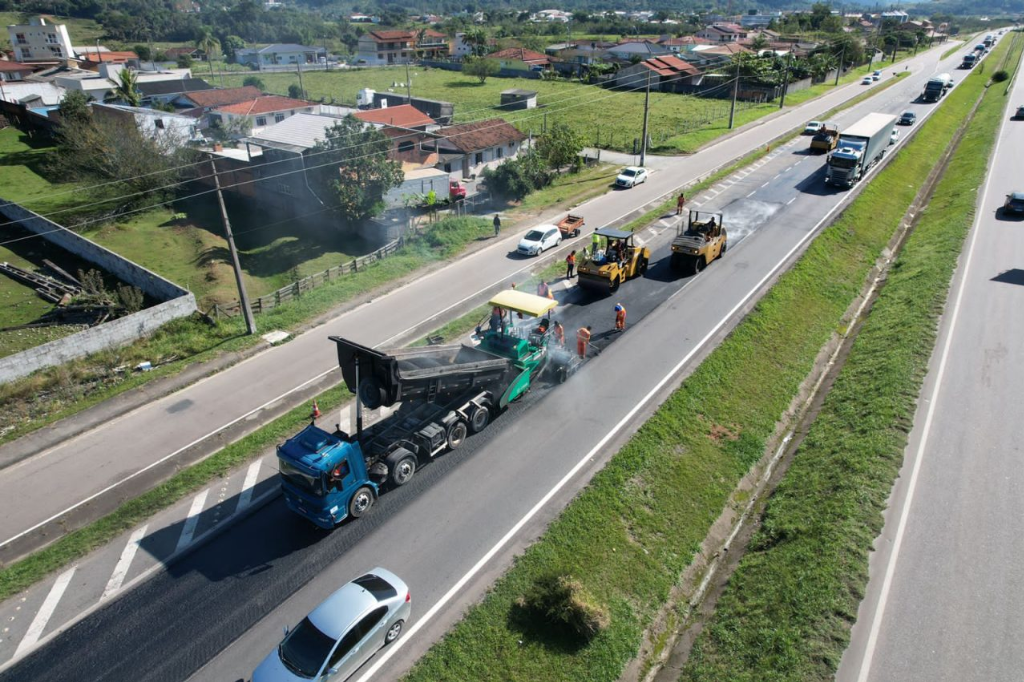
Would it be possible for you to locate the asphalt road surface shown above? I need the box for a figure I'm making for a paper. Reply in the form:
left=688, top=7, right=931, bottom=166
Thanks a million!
left=0, top=44, right=976, bottom=682
left=0, top=43, right=961, bottom=563
left=837, top=34, right=1024, bottom=682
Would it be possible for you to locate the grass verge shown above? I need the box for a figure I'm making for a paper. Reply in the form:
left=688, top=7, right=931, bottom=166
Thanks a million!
left=401, top=46, right=977, bottom=682
left=679, top=32, right=1021, bottom=682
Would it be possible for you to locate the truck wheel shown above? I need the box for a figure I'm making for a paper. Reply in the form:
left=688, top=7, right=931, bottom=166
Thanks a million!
left=348, top=486, right=374, bottom=518
left=385, top=448, right=417, bottom=487
left=468, top=406, right=490, bottom=433
left=447, top=421, right=468, bottom=450
left=358, top=377, right=386, bottom=410
left=609, top=276, right=620, bottom=293
left=638, top=257, right=648, bottom=275
left=693, top=257, right=706, bottom=275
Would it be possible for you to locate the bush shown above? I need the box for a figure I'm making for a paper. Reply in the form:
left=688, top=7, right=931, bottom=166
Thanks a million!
left=176, top=54, right=193, bottom=68
left=483, top=150, right=553, bottom=200
left=288, top=83, right=304, bottom=99
left=519, top=575, right=610, bottom=642
left=243, top=75, right=266, bottom=91
left=992, top=69, right=1009, bottom=82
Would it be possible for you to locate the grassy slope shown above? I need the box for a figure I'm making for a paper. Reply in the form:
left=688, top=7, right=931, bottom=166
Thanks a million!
left=680, top=32, right=1022, bottom=682
left=402, top=51, right=951, bottom=682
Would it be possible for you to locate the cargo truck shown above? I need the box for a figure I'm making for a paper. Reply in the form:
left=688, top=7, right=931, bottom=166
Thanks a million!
left=825, top=112, right=897, bottom=188
left=921, top=73, right=952, bottom=103
left=984, top=35, right=994, bottom=47
left=961, top=53, right=977, bottom=69
left=277, top=290, right=564, bottom=528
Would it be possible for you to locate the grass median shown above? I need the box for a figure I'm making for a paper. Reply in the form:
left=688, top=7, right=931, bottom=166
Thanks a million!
left=679, top=32, right=1022, bottom=682
left=402, top=54, right=965, bottom=682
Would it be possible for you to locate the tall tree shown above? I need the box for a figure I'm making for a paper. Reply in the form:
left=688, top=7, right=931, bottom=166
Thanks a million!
left=195, top=27, right=221, bottom=79
left=463, top=56, right=500, bottom=83
left=537, top=121, right=584, bottom=172
left=307, top=117, right=404, bottom=226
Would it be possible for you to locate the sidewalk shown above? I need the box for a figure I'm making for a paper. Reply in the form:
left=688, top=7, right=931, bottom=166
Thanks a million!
left=0, top=45, right=952, bottom=565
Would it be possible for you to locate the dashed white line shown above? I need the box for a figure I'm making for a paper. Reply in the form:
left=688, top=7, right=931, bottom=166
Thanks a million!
left=176, top=489, right=209, bottom=553
left=102, top=525, right=148, bottom=600
left=773, top=173, right=782, bottom=180
left=787, top=197, right=796, bottom=205
left=238, top=460, right=263, bottom=510
left=746, top=191, right=756, bottom=198
left=760, top=181, right=770, bottom=188
left=15, top=566, right=76, bottom=657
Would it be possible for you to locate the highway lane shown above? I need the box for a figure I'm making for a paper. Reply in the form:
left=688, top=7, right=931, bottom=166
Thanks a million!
left=837, top=34, right=1024, bottom=682
left=0, top=44, right=975, bottom=681
left=0, top=42, right=962, bottom=562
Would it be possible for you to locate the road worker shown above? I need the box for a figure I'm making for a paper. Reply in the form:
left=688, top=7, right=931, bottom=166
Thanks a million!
left=614, top=303, right=626, bottom=332
left=577, top=325, right=592, bottom=359
left=537, top=280, right=550, bottom=298
left=565, top=250, right=576, bottom=279
left=553, top=320, right=565, bottom=346
left=676, top=192, right=686, bottom=215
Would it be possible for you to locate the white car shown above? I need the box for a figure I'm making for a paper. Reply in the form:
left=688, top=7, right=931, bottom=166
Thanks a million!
left=615, top=166, right=649, bottom=188
left=517, top=225, right=561, bottom=256
left=889, top=128, right=899, bottom=145
left=803, top=120, right=823, bottom=135
left=861, top=76, right=873, bottom=85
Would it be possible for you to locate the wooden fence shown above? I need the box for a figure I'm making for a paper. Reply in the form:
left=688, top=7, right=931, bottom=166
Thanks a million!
left=207, top=236, right=403, bottom=320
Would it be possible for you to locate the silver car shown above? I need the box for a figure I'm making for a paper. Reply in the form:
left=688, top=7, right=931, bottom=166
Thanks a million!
left=254, top=568, right=411, bottom=682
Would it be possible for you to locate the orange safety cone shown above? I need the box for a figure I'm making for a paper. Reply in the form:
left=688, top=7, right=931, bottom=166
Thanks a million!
left=311, top=400, right=321, bottom=421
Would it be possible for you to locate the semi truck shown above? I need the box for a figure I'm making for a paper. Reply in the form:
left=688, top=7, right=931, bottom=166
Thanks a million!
left=961, top=53, right=977, bottom=69
left=276, top=290, right=565, bottom=528
left=984, top=34, right=994, bottom=47
left=825, top=112, right=897, bottom=188
left=921, top=73, right=953, bottom=103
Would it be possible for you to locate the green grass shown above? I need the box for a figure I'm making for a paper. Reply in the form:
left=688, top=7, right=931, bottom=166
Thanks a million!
left=401, top=43, right=968, bottom=682
left=0, top=381, right=350, bottom=598
left=510, top=163, right=618, bottom=218
left=679, top=32, right=1022, bottom=682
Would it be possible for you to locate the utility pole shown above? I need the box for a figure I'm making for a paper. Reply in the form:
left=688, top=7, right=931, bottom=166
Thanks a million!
left=728, top=59, right=739, bottom=129
left=835, top=43, right=846, bottom=85
left=296, top=62, right=305, bottom=99
left=405, top=60, right=412, bottom=100
left=209, top=160, right=257, bottom=335
left=778, top=53, right=791, bottom=109
left=639, top=69, right=651, bottom=167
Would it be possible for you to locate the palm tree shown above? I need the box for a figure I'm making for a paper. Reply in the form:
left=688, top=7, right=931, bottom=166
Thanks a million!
left=114, top=67, right=141, bottom=106
left=195, top=27, right=221, bottom=79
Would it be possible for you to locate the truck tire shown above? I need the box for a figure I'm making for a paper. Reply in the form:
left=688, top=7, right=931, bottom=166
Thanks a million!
left=609, top=276, right=620, bottom=293
left=385, top=448, right=417, bottom=487
left=468, top=405, right=490, bottom=433
left=348, top=486, right=374, bottom=518
left=358, top=377, right=387, bottom=410
left=693, top=257, right=706, bottom=275
left=447, top=421, right=468, bottom=450
left=637, top=257, right=648, bottom=275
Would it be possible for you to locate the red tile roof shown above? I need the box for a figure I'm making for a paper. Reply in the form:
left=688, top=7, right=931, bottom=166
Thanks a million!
left=0, top=61, right=34, bottom=72
left=78, top=51, right=139, bottom=63
left=214, top=95, right=312, bottom=116
left=489, top=47, right=550, bottom=65
left=434, top=118, right=525, bottom=153
left=368, top=30, right=417, bottom=42
left=643, top=55, right=701, bottom=77
left=163, top=46, right=200, bottom=58
left=354, top=104, right=433, bottom=128
left=659, top=36, right=711, bottom=46
left=180, top=85, right=264, bottom=108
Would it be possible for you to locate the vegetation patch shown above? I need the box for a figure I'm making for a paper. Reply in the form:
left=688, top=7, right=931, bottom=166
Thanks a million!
left=403, top=44, right=966, bottom=682
left=679, top=31, right=1021, bottom=682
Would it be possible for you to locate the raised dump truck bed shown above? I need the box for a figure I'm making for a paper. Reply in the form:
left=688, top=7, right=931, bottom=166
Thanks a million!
left=333, top=336, right=513, bottom=410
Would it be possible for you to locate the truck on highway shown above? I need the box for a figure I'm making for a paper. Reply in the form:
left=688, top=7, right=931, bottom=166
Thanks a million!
left=809, top=124, right=839, bottom=153
left=277, top=291, right=562, bottom=528
left=825, top=112, right=897, bottom=188
left=961, top=53, right=977, bottom=69
left=921, top=73, right=953, bottom=103
left=984, top=34, right=994, bottom=47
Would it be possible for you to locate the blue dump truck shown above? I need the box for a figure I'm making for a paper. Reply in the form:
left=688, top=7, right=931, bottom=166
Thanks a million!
left=921, top=73, right=952, bottom=103
left=825, top=112, right=897, bottom=189
left=277, top=290, right=565, bottom=528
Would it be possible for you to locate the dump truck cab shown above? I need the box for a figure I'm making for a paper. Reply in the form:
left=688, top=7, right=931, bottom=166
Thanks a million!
left=671, top=211, right=726, bottom=275
left=577, top=228, right=651, bottom=293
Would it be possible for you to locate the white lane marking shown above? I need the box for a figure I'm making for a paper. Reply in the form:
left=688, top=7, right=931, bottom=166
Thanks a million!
left=15, top=566, right=76, bottom=657
left=0, top=367, right=336, bottom=552
left=853, top=76, right=1011, bottom=682
left=773, top=173, right=782, bottom=180
left=690, top=202, right=702, bottom=208
left=238, top=460, right=263, bottom=510
left=354, top=147, right=874, bottom=682
left=707, top=189, right=720, bottom=197
left=787, top=197, right=796, bottom=205
left=747, top=191, right=756, bottom=198
left=786, top=165, right=795, bottom=172
left=176, top=489, right=209, bottom=553
left=761, top=181, right=770, bottom=188
left=102, top=525, right=148, bottom=600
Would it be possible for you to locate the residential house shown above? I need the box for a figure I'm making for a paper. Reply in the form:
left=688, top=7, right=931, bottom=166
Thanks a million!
left=423, top=118, right=526, bottom=179
left=75, top=51, right=141, bottom=70
left=657, top=36, right=711, bottom=53
left=369, top=93, right=454, bottom=125
left=602, top=41, right=670, bottom=63
left=91, top=102, right=203, bottom=146
left=612, top=55, right=703, bottom=91
left=349, top=14, right=379, bottom=23
left=488, top=47, right=550, bottom=71
left=740, top=13, right=782, bottom=28
left=171, top=85, right=264, bottom=113
left=353, top=103, right=434, bottom=130
left=234, top=44, right=326, bottom=69
left=354, top=105, right=438, bottom=164
left=687, top=43, right=751, bottom=66
left=355, top=29, right=449, bottom=65
left=163, top=46, right=205, bottom=61
left=881, top=10, right=909, bottom=23
left=0, top=61, right=36, bottom=82
left=7, top=17, right=73, bottom=63
left=531, top=9, right=571, bottom=22
left=696, top=23, right=749, bottom=43
left=209, top=95, right=319, bottom=133
left=450, top=33, right=475, bottom=59
left=136, top=77, right=213, bottom=106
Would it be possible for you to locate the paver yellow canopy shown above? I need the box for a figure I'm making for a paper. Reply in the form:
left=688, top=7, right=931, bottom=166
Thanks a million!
left=488, top=289, right=558, bottom=318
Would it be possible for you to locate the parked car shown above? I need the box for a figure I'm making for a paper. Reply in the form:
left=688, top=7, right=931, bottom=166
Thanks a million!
left=861, top=76, right=873, bottom=85
left=898, top=111, right=917, bottom=125
left=517, top=225, right=561, bottom=256
left=253, top=568, right=411, bottom=682
left=1004, top=192, right=1024, bottom=215
left=803, top=120, right=823, bottom=135
left=1015, top=105, right=1024, bottom=119
left=615, top=166, right=649, bottom=188
left=889, top=128, right=900, bottom=145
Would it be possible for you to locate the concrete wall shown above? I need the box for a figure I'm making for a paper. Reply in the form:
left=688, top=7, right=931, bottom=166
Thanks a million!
left=0, top=199, right=197, bottom=383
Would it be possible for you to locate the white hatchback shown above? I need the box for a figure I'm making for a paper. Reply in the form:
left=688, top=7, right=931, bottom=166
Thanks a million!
left=517, top=225, right=561, bottom=256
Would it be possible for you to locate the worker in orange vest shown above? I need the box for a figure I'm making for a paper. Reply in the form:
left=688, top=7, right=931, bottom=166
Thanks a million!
left=576, top=325, right=592, bottom=358
left=614, top=303, right=626, bottom=332
left=553, top=320, right=565, bottom=347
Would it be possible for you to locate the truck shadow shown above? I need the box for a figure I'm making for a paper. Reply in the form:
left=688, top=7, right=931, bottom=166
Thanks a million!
left=795, top=164, right=844, bottom=197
